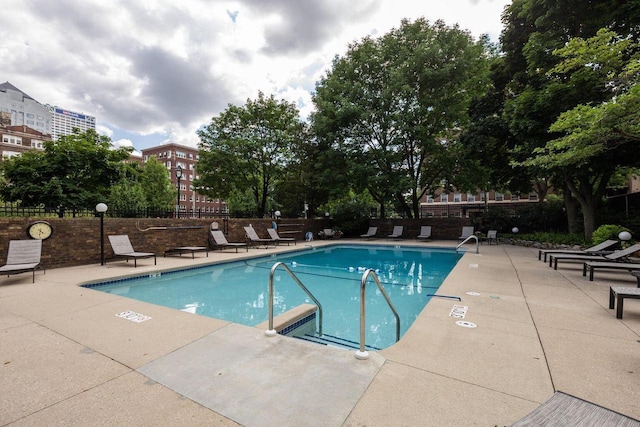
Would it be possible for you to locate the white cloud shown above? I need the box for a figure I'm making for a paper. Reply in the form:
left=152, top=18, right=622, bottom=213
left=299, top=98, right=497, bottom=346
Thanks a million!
left=1, top=0, right=510, bottom=151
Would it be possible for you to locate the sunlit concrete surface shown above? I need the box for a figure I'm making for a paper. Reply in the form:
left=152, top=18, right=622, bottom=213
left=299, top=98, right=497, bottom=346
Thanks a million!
left=1, top=240, right=638, bottom=426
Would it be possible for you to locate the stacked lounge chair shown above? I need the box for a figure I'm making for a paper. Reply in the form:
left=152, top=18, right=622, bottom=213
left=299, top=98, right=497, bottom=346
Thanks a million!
left=549, top=243, right=640, bottom=270
left=538, top=239, right=618, bottom=263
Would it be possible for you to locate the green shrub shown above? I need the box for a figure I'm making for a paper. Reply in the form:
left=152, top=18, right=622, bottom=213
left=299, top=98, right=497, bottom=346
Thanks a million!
left=591, top=224, right=632, bottom=245
left=516, top=232, right=588, bottom=246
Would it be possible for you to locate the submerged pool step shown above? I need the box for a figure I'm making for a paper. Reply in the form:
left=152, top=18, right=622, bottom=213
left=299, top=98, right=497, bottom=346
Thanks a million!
left=295, top=333, right=381, bottom=351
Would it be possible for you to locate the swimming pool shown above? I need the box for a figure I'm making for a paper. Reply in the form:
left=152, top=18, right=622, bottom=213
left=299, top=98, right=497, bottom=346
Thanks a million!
left=86, top=244, right=461, bottom=349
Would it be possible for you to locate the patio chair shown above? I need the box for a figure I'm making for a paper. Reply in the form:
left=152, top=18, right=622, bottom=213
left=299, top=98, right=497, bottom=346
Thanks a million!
left=0, top=240, right=44, bottom=283
left=267, top=228, right=296, bottom=246
left=416, top=226, right=432, bottom=240
left=584, top=258, right=640, bottom=281
left=244, top=226, right=276, bottom=248
left=538, top=239, right=618, bottom=262
left=486, top=230, right=499, bottom=245
left=458, top=226, right=474, bottom=242
left=107, top=235, right=156, bottom=267
left=360, top=227, right=378, bottom=239
left=511, top=391, right=640, bottom=426
left=322, top=228, right=335, bottom=239
left=549, top=243, right=640, bottom=270
left=387, top=226, right=404, bottom=240
left=209, top=230, right=248, bottom=252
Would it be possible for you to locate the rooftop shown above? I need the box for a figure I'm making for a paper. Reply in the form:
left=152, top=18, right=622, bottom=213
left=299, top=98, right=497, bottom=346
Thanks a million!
left=1, top=240, right=639, bottom=426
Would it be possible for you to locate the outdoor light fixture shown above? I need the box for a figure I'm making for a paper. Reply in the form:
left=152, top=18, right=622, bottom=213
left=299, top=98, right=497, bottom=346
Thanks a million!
left=175, top=165, right=183, bottom=218
left=512, top=227, right=519, bottom=234
left=274, top=210, right=281, bottom=218
left=619, top=231, right=632, bottom=241
left=96, top=203, right=108, bottom=266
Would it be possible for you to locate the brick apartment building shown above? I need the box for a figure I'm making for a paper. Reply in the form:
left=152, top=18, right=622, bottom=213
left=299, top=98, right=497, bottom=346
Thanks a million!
left=420, top=189, right=540, bottom=218
left=0, top=122, right=50, bottom=158
left=141, top=142, right=227, bottom=216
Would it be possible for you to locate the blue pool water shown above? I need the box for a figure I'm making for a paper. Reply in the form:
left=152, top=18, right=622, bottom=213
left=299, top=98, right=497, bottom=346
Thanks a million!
left=87, top=244, right=461, bottom=349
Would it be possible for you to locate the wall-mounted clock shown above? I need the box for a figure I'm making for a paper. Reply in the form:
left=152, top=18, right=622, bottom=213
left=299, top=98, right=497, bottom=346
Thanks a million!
left=27, top=221, right=53, bottom=240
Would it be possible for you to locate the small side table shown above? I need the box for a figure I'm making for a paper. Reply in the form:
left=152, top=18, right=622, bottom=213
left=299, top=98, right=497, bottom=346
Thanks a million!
left=609, top=286, right=640, bottom=319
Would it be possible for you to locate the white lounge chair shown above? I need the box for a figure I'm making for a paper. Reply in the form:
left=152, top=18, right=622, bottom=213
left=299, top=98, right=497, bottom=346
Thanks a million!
left=360, top=227, right=378, bottom=239
left=416, top=226, right=432, bottom=240
left=387, top=226, right=404, bottom=240
left=458, top=226, right=474, bottom=242
left=107, top=235, right=156, bottom=267
left=210, top=230, right=248, bottom=252
left=267, top=228, right=296, bottom=246
left=0, top=240, right=44, bottom=283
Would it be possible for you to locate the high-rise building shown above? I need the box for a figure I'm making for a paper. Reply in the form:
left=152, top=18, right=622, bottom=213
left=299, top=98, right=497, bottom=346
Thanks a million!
left=141, top=143, right=227, bottom=216
left=45, top=104, right=96, bottom=140
left=0, top=81, right=50, bottom=135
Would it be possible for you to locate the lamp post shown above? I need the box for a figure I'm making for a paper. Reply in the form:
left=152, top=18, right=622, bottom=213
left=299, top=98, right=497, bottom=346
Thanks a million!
left=96, top=203, right=108, bottom=265
left=175, top=165, right=183, bottom=218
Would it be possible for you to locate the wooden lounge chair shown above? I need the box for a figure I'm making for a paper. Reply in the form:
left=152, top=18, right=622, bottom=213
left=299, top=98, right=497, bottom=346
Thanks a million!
left=387, top=226, right=404, bottom=240
left=538, top=239, right=618, bottom=262
left=244, top=226, right=276, bottom=248
left=209, top=230, right=248, bottom=252
left=267, top=228, right=296, bottom=246
left=549, top=243, right=640, bottom=270
left=107, top=235, right=156, bottom=267
left=0, top=240, right=44, bottom=283
left=360, top=227, right=378, bottom=239
left=416, top=226, right=431, bottom=240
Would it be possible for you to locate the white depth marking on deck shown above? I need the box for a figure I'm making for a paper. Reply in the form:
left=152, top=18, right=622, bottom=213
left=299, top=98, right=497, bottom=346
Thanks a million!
left=450, top=305, right=468, bottom=319
left=116, top=310, right=152, bottom=323
left=466, top=291, right=481, bottom=296
left=469, top=263, right=479, bottom=268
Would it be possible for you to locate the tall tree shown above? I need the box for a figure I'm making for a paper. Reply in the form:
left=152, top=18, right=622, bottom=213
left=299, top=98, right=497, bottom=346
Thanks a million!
left=196, top=92, right=306, bottom=218
left=139, top=156, right=176, bottom=210
left=312, top=18, right=491, bottom=218
left=0, top=129, right=131, bottom=215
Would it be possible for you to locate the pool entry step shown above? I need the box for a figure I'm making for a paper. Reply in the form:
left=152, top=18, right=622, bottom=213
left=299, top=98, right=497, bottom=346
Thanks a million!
left=296, top=333, right=381, bottom=351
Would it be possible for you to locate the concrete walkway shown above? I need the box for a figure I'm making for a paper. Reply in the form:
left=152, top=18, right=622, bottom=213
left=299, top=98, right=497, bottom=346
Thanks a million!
left=1, top=241, right=639, bottom=426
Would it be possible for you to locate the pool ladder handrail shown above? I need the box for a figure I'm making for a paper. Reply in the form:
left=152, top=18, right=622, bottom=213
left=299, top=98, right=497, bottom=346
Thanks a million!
left=356, top=269, right=400, bottom=360
left=265, top=261, right=323, bottom=337
left=456, top=235, right=479, bottom=254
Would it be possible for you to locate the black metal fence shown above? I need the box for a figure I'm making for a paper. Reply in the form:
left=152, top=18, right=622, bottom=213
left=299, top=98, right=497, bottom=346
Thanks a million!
left=0, top=203, right=229, bottom=219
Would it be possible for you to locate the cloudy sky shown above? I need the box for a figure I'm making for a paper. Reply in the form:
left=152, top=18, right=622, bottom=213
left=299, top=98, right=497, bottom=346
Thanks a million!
left=2, top=0, right=511, bottom=153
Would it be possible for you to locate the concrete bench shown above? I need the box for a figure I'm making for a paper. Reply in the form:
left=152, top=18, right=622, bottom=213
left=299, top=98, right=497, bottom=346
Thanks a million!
left=609, top=286, right=640, bottom=319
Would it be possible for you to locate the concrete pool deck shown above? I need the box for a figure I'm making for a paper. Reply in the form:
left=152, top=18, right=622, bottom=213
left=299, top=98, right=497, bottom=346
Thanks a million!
left=1, top=240, right=639, bottom=426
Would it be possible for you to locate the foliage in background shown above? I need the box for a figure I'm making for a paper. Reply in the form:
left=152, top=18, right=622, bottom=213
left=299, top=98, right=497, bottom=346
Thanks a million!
left=515, top=232, right=588, bottom=247
left=320, top=191, right=374, bottom=236
left=591, top=224, right=632, bottom=245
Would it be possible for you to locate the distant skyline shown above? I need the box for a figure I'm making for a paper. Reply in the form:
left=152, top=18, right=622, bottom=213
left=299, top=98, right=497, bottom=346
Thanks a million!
left=2, top=0, right=511, bottom=154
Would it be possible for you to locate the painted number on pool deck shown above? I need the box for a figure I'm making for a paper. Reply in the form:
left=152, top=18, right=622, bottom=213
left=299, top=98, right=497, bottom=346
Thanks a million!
left=116, top=310, right=152, bottom=323
left=449, top=305, right=468, bottom=319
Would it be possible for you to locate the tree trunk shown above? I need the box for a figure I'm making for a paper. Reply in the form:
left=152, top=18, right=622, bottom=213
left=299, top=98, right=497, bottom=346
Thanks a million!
left=582, top=201, right=598, bottom=241
left=563, top=183, right=580, bottom=234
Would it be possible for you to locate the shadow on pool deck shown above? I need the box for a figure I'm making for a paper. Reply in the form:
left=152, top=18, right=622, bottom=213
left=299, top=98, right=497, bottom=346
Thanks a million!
left=1, top=240, right=639, bottom=426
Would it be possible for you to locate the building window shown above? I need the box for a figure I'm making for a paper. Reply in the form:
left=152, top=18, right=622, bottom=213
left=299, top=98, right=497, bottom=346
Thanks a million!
left=529, top=193, right=538, bottom=201
left=440, top=193, right=448, bottom=203
left=454, top=193, right=461, bottom=202
left=495, top=192, right=504, bottom=201
left=467, top=193, right=475, bottom=202
left=511, top=194, right=519, bottom=201
left=480, top=192, right=486, bottom=202
left=426, top=195, right=434, bottom=204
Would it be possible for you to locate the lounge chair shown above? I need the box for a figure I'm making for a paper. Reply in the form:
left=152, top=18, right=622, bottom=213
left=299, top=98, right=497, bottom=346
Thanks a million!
left=538, top=239, right=618, bottom=262
left=458, top=226, right=474, bottom=242
left=107, top=235, right=156, bottom=267
left=584, top=258, right=640, bottom=281
left=244, top=226, right=276, bottom=248
left=360, top=227, right=378, bottom=239
left=416, top=226, right=432, bottom=240
left=549, top=243, right=640, bottom=270
left=209, top=230, right=248, bottom=252
left=267, top=228, right=296, bottom=246
left=322, top=228, right=335, bottom=239
left=0, top=240, right=44, bottom=283
left=486, top=230, right=499, bottom=245
left=387, top=226, right=404, bottom=240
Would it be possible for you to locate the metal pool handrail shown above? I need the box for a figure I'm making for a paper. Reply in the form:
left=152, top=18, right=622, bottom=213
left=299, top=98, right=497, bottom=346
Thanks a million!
left=356, top=269, right=400, bottom=360
left=456, top=235, right=479, bottom=254
left=265, top=261, right=323, bottom=337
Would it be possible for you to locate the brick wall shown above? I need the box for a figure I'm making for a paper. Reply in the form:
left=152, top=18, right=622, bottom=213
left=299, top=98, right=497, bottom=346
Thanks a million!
left=0, top=217, right=475, bottom=269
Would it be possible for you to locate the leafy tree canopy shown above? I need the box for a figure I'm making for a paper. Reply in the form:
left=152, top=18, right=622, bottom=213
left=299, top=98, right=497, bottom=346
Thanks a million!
left=0, top=129, right=131, bottom=213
